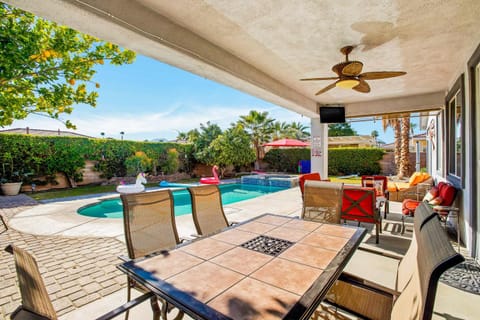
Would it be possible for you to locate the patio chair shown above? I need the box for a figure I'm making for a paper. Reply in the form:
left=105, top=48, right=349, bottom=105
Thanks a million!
left=387, top=172, right=433, bottom=202
left=298, top=172, right=330, bottom=197
left=341, top=187, right=381, bottom=243
left=187, top=185, right=232, bottom=236
left=302, top=180, right=344, bottom=224
left=324, top=202, right=464, bottom=320
left=5, top=244, right=154, bottom=320
left=401, top=181, right=457, bottom=234
left=121, top=190, right=184, bottom=320
left=361, top=175, right=389, bottom=218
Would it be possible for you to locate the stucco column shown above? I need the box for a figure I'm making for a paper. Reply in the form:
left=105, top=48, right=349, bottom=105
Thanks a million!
left=310, top=118, right=328, bottom=178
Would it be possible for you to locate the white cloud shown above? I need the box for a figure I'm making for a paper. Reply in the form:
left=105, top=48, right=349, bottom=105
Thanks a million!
left=3, top=103, right=310, bottom=141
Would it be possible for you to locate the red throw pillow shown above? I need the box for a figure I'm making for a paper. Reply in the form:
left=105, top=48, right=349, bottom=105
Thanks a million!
left=423, top=186, right=439, bottom=202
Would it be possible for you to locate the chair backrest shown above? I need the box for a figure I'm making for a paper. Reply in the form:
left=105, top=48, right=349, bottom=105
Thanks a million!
left=391, top=203, right=464, bottom=320
left=302, top=180, right=344, bottom=224
left=341, top=187, right=379, bottom=223
left=188, top=185, right=229, bottom=236
left=299, top=172, right=321, bottom=195
left=361, top=175, right=388, bottom=197
left=121, top=190, right=180, bottom=259
left=5, top=244, right=57, bottom=319
left=396, top=203, right=439, bottom=292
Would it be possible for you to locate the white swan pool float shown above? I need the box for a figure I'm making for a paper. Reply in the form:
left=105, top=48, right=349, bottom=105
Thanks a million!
left=116, top=173, right=147, bottom=194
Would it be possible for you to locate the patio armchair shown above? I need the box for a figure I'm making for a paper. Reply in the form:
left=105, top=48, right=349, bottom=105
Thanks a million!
left=401, top=181, right=457, bottom=234
left=188, top=185, right=233, bottom=236
left=120, top=190, right=184, bottom=320
left=302, top=180, right=344, bottom=224
left=6, top=244, right=154, bottom=320
left=298, top=172, right=330, bottom=197
left=361, top=175, right=389, bottom=218
left=341, top=187, right=381, bottom=243
left=324, top=202, right=464, bottom=320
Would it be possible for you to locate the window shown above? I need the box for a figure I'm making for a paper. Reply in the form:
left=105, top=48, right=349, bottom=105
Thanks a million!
left=445, top=74, right=465, bottom=187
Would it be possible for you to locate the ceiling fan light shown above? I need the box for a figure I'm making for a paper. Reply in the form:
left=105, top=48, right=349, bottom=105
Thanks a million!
left=336, top=79, right=360, bottom=89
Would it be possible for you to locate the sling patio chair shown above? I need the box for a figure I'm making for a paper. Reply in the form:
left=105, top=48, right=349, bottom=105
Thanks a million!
left=187, top=185, right=233, bottom=236
left=322, top=202, right=464, bottom=320
left=121, top=190, right=184, bottom=320
left=361, top=175, right=389, bottom=218
left=6, top=244, right=154, bottom=320
left=341, top=187, right=382, bottom=243
left=298, top=172, right=331, bottom=197
left=302, top=180, right=344, bottom=224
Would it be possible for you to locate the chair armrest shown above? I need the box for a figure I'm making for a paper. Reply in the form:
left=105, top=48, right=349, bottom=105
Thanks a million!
left=95, top=292, right=154, bottom=320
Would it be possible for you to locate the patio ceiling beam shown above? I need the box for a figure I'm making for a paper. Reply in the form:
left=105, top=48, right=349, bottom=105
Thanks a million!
left=6, top=0, right=318, bottom=118
left=344, top=91, right=445, bottom=118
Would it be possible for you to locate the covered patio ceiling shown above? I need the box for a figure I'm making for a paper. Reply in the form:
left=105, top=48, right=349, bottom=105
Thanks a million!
left=7, top=0, right=480, bottom=118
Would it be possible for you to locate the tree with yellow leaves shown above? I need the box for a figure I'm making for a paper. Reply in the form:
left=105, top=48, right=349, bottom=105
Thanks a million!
left=0, top=3, right=136, bottom=128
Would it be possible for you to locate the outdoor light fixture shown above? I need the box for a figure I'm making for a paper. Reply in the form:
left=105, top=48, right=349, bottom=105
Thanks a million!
left=336, top=79, right=360, bottom=89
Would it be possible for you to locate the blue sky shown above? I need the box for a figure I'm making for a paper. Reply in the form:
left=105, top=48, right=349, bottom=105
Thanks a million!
left=6, top=54, right=399, bottom=143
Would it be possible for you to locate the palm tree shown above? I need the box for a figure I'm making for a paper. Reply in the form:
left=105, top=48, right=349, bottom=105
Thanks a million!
left=288, top=121, right=310, bottom=140
left=399, top=116, right=411, bottom=178
left=237, top=110, right=274, bottom=170
left=271, top=121, right=290, bottom=140
left=382, top=116, right=401, bottom=174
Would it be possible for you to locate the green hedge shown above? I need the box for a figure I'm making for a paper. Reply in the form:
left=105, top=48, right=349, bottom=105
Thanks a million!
left=0, top=134, right=192, bottom=184
left=264, top=147, right=384, bottom=175
left=328, top=148, right=384, bottom=175
left=263, top=148, right=310, bottom=173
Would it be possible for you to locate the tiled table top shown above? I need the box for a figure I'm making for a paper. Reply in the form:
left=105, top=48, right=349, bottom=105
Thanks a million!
left=119, top=214, right=366, bottom=320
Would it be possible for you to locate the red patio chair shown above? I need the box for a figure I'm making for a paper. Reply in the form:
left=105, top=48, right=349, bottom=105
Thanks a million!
left=361, top=175, right=389, bottom=218
left=341, top=187, right=381, bottom=243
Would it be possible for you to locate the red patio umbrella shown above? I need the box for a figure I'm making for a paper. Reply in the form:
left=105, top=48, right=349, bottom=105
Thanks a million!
left=263, top=138, right=309, bottom=147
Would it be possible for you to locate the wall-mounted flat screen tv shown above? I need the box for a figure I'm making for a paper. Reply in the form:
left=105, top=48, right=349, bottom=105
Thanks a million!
left=319, top=106, right=346, bottom=123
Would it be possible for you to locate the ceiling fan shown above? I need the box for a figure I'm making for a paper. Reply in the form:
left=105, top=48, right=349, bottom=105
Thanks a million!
left=300, top=45, right=406, bottom=95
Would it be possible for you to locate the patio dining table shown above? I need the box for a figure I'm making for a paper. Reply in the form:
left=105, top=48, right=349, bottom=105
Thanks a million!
left=118, top=213, right=366, bottom=320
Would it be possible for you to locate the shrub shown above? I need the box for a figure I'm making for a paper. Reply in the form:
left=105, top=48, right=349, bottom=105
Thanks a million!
left=124, top=151, right=153, bottom=176
left=263, top=149, right=310, bottom=173
left=328, top=148, right=384, bottom=175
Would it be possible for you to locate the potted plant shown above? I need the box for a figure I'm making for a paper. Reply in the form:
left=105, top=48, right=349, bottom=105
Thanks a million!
left=0, top=152, right=31, bottom=196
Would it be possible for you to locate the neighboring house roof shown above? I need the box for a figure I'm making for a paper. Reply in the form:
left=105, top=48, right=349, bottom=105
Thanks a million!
left=0, top=127, right=93, bottom=138
left=328, top=135, right=376, bottom=147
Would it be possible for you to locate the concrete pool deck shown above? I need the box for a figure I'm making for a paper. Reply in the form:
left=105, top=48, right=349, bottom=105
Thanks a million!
left=7, top=187, right=303, bottom=243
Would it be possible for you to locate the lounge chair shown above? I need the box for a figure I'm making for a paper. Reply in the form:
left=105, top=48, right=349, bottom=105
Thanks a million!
left=6, top=244, right=153, bottom=320
left=341, top=187, right=381, bottom=243
left=302, top=180, right=344, bottom=224
left=120, top=190, right=184, bottom=320
left=187, top=185, right=232, bottom=236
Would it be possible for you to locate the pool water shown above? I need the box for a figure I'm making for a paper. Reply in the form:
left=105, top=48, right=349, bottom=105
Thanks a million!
left=77, top=184, right=287, bottom=218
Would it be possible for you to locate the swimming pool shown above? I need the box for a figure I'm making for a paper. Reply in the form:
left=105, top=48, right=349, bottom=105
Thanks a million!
left=77, top=184, right=287, bottom=218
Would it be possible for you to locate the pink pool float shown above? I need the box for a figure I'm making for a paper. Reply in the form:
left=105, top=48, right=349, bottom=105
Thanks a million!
left=200, top=165, right=220, bottom=185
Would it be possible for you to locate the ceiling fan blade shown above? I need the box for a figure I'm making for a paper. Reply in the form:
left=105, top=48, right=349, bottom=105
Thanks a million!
left=300, top=76, right=339, bottom=81
left=359, top=71, right=406, bottom=80
left=353, top=79, right=371, bottom=93
left=315, top=82, right=337, bottom=95
left=342, top=61, right=363, bottom=76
